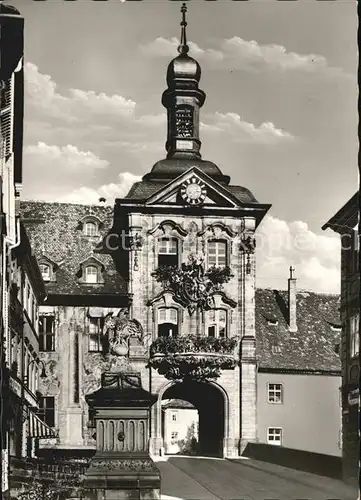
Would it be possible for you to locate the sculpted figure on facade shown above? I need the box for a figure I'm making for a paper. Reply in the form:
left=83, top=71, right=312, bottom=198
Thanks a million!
left=104, top=308, right=144, bottom=356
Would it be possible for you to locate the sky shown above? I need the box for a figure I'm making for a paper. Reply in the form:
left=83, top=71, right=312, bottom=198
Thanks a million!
left=11, top=0, right=358, bottom=293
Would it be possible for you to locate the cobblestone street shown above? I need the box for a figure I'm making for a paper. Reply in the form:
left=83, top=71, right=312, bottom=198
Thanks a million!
left=155, top=456, right=358, bottom=500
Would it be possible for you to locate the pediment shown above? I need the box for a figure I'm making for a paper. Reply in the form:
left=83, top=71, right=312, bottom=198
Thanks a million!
left=145, top=167, right=241, bottom=208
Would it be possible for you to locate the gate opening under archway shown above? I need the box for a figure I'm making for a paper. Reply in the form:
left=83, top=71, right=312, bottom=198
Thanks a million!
left=160, top=380, right=226, bottom=457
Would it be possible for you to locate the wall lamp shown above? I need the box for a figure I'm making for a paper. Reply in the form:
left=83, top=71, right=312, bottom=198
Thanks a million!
left=28, top=359, right=47, bottom=378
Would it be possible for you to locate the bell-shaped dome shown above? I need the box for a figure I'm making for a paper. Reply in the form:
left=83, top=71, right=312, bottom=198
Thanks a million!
left=166, top=54, right=201, bottom=88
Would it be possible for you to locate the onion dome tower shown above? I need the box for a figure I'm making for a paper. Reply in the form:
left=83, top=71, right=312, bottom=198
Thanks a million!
left=143, top=3, right=230, bottom=185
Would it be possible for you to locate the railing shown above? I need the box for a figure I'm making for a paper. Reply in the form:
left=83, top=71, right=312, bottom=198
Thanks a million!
left=149, top=334, right=238, bottom=356
left=10, top=455, right=89, bottom=482
left=148, top=335, right=238, bottom=382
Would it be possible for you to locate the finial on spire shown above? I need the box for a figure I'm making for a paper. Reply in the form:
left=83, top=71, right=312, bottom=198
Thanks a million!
left=178, top=3, right=189, bottom=55
left=289, top=266, right=296, bottom=280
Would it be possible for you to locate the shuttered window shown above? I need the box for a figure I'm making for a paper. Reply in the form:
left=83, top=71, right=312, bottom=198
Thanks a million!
left=0, top=78, right=13, bottom=158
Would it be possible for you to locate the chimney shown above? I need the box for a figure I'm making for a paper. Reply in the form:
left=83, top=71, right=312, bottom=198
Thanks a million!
left=288, top=266, right=297, bottom=332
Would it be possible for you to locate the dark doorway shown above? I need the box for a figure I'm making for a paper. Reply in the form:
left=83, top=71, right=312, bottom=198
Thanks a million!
left=161, top=380, right=225, bottom=457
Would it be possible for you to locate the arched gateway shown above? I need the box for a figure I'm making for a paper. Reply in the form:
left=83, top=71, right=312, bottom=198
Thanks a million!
left=153, top=380, right=229, bottom=457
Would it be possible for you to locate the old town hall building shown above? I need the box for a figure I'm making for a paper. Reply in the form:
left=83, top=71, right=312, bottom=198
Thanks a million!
left=14, top=5, right=342, bottom=477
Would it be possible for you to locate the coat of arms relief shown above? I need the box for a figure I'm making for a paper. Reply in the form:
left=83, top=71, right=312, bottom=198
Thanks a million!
left=152, top=253, right=234, bottom=315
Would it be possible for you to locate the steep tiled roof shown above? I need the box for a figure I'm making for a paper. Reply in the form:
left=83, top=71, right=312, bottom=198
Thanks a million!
left=255, top=288, right=341, bottom=372
left=125, top=181, right=258, bottom=204
left=20, top=201, right=128, bottom=297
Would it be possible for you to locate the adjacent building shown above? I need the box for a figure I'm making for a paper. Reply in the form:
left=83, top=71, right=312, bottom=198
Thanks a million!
left=323, top=192, right=360, bottom=486
left=162, top=399, right=198, bottom=455
left=256, top=273, right=342, bottom=457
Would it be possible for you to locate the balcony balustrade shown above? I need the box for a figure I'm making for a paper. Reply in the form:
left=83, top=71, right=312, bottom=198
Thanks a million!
left=147, top=334, right=239, bottom=382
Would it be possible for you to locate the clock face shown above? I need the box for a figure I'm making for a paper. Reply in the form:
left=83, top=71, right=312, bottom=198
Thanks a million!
left=180, top=178, right=207, bottom=205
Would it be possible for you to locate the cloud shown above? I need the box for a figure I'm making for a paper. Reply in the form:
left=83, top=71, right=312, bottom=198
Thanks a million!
left=25, top=142, right=109, bottom=172
left=57, top=172, right=142, bottom=205
left=256, top=215, right=340, bottom=293
left=26, top=62, right=136, bottom=122
left=22, top=142, right=110, bottom=201
left=201, top=112, right=293, bottom=144
left=140, top=36, right=345, bottom=77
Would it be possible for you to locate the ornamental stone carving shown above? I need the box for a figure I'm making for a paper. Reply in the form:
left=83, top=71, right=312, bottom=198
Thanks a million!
left=152, top=254, right=233, bottom=315
left=104, top=308, right=144, bottom=357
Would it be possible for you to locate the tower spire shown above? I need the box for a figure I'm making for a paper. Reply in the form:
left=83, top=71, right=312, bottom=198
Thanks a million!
left=178, top=3, right=189, bottom=55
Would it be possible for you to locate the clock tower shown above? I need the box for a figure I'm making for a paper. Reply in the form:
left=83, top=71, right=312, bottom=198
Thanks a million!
left=114, top=3, right=271, bottom=458
left=162, top=2, right=204, bottom=160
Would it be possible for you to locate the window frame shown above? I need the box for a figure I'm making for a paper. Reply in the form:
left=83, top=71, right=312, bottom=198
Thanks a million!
left=39, top=315, right=55, bottom=352
left=207, top=308, right=228, bottom=338
left=207, top=239, right=227, bottom=268
left=157, top=237, right=179, bottom=268
left=88, top=317, right=104, bottom=352
left=350, top=314, right=360, bottom=358
left=267, top=427, right=282, bottom=446
left=84, top=221, right=98, bottom=237
left=157, top=307, right=179, bottom=338
left=85, top=265, right=99, bottom=284
left=38, top=396, right=55, bottom=428
left=267, top=383, right=284, bottom=404
left=39, top=263, right=51, bottom=282
left=170, top=431, right=179, bottom=442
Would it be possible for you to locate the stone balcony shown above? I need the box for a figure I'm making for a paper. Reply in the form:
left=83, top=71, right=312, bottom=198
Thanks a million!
left=147, top=335, right=239, bottom=382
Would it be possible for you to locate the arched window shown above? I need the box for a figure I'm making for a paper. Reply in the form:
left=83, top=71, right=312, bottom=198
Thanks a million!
left=84, top=221, right=97, bottom=237
left=39, top=263, right=51, bottom=281
left=158, top=238, right=178, bottom=267
left=158, top=307, right=178, bottom=338
left=208, top=240, right=227, bottom=268
left=85, top=265, right=98, bottom=284
left=207, top=309, right=227, bottom=338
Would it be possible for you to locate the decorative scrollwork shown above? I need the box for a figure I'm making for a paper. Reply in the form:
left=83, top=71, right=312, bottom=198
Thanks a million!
left=152, top=254, right=233, bottom=315
left=92, top=459, right=158, bottom=472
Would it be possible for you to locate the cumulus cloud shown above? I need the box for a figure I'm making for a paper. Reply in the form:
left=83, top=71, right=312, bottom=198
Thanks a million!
left=201, top=112, right=293, bottom=144
left=57, top=172, right=142, bottom=205
left=22, top=142, right=110, bottom=201
left=25, top=142, right=109, bottom=172
left=140, top=36, right=345, bottom=77
left=256, top=215, right=340, bottom=293
left=26, top=62, right=136, bottom=122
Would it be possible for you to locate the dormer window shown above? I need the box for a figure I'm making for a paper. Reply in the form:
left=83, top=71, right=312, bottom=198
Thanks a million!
left=84, top=222, right=98, bottom=237
left=79, top=215, right=102, bottom=237
left=85, top=265, right=98, bottom=284
left=38, top=257, right=57, bottom=283
left=78, top=257, right=104, bottom=285
left=39, top=263, right=51, bottom=282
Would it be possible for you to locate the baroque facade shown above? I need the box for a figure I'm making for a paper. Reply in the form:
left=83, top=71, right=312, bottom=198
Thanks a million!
left=20, top=6, right=270, bottom=460
left=323, top=192, right=360, bottom=486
